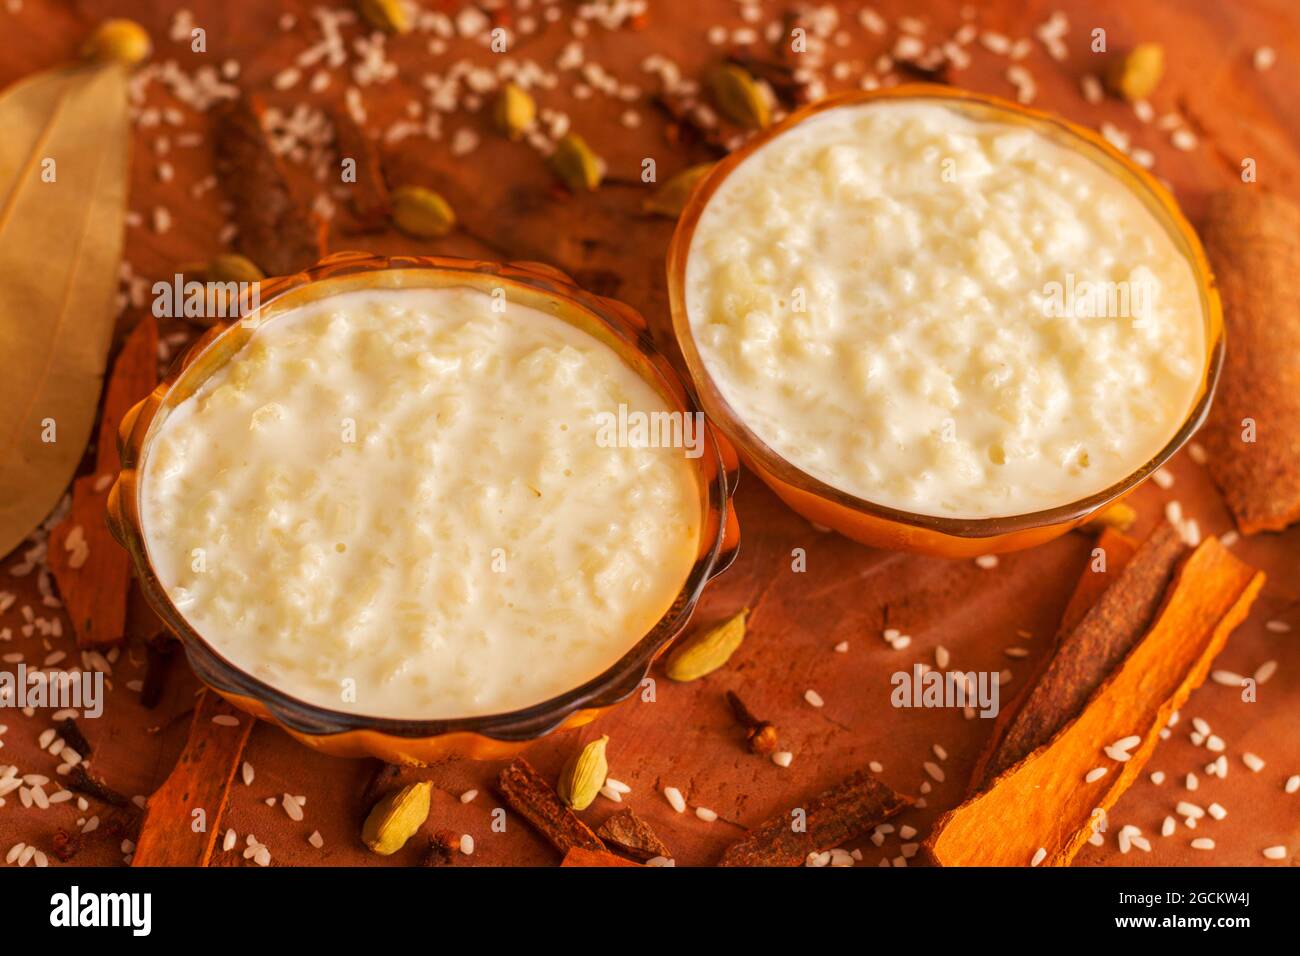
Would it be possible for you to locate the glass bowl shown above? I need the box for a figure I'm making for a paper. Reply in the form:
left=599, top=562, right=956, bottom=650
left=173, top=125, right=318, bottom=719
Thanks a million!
left=108, top=251, right=740, bottom=763
left=667, top=84, right=1223, bottom=557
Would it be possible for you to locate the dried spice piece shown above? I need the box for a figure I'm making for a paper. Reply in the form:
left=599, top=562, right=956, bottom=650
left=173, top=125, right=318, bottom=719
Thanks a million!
left=139, top=634, right=175, bottom=709
left=421, top=830, right=460, bottom=866
left=496, top=757, right=606, bottom=855
left=132, top=692, right=253, bottom=866
left=1080, top=501, right=1137, bottom=534
left=651, top=95, right=730, bottom=155
left=332, top=109, right=390, bottom=230
left=51, top=828, right=82, bottom=862
left=708, top=64, right=771, bottom=130
left=894, top=56, right=954, bottom=85
left=47, top=316, right=156, bottom=647
left=1199, top=191, right=1300, bottom=534
left=390, top=185, right=456, bottom=238
left=972, top=522, right=1187, bottom=790
left=643, top=163, right=713, bottom=218
left=665, top=609, right=747, bottom=681
left=83, top=18, right=152, bottom=66
left=362, top=782, right=432, bottom=855
left=357, top=0, right=410, bottom=34
left=1107, top=43, right=1164, bottom=101
left=725, top=54, right=813, bottom=107
left=929, top=536, right=1263, bottom=866
left=548, top=133, right=604, bottom=192
left=68, top=766, right=129, bottom=808
left=725, top=690, right=778, bottom=755
left=57, top=717, right=93, bottom=758
left=561, top=847, right=642, bottom=867
left=718, top=769, right=911, bottom=867
left=596, top=808, right=671, bottom=862
left=493, top=82, right=536, bottom=140
left=212, top=96, right=326, bottom=277
left=557, top=735, right=609, bottom=811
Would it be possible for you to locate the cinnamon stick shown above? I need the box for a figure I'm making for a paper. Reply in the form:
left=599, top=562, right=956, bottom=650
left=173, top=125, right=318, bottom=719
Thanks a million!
left=717, top=769, right=911, bottom=867
left=968, top=527, right=1138, bottom=783
left=1199, top=190, right=1300, bottom=534
left=1057, top=527, right=1140, bottom=636
left=132, top=690, right=253, bottom=867
left=212, top=96, right=326, bottom=277
left=971, top=522, right=1187, bottom=790
left=596, top=808, right=671, bottom=862
left=927, top=536, right=1264, bottom=867
left=496, top=757, right=606, bottom=855
left=47, top=315, right=157, bottom=648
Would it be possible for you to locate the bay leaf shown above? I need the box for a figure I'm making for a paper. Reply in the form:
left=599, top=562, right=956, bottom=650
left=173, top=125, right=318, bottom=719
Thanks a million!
left=0, top=62, right=131, bottom=558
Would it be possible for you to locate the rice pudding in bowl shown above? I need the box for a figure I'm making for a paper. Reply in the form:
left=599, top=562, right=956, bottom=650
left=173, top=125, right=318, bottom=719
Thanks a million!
left=668, top=86, right=1222, bottom=555
left=110, top=254, right=739, bottom=760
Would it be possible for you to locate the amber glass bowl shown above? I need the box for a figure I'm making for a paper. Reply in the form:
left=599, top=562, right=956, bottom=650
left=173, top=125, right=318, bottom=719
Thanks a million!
left=108, top=252, right=740, bottom=763
left=667, top=85, right=1224, bottom=557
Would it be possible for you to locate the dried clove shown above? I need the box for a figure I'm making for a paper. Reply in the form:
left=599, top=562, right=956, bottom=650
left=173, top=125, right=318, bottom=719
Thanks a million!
left=421, top=830, right=460, bottom=866
left=725, top=690, right=779, bottom=755
left=67, top=766, right=130, bottom=808
left=57, top=717, right=92, bottom=758
left=51, top=828, right=82, bottom=862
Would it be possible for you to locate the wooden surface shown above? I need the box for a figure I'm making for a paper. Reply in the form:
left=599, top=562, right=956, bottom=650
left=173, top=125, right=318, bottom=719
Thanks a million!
left=2, top=0, right=1298, bottom=868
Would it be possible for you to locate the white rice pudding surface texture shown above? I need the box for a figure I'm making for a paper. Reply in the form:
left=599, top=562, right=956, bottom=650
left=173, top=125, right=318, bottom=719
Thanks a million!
left=141, top=286, right=701, bottom=719
left=685, top=100, right=1206, bottom=518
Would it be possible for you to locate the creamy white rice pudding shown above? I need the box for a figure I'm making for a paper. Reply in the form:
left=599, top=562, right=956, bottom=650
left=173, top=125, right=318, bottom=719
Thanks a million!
left=685, top=100, right=1205, bottom=518
left=141, top=286, right=701, bottom=719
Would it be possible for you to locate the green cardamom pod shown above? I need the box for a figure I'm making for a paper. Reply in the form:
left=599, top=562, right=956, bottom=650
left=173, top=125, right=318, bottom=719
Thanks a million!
left=204, top=253, right=264, bottom=284
left=357, top=0, right=410, bottom=34
left=557, top=735, right=609, bottom=810
left=548, top=133, right=604, bottom=192
left=1107, top=43, right=1164, bottom=102
left=494, top=82, right=537, bottom=140
left=665, top=609, right=748, bottom=682
left=644, top=163, right=715, bottom=218
left=361, top=781, right=432, bottom=855
left=83, top=19, right=152, bottom=67
left=709, top=65, right=770, bottom=130
left=390, top=185, right=456, bottom=238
